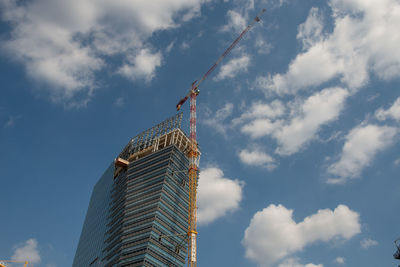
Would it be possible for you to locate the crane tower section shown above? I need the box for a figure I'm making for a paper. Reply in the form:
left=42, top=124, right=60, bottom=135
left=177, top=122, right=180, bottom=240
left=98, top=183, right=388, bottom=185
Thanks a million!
left=177, top=8, right=266, bottom=267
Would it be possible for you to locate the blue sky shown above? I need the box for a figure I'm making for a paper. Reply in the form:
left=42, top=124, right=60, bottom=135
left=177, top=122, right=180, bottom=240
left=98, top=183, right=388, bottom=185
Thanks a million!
left=1, top=0, right=400, bottom=266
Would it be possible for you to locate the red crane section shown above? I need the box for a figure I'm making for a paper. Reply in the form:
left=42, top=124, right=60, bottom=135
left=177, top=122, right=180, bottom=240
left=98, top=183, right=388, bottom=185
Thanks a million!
left=176, top=8, right=266, bottom=267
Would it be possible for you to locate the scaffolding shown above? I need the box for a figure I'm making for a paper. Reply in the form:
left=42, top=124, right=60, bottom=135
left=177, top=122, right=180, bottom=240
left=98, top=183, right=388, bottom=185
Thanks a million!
left=114, top=113, right=198, bottom=179
left=119, top=113, right=183, bottom=160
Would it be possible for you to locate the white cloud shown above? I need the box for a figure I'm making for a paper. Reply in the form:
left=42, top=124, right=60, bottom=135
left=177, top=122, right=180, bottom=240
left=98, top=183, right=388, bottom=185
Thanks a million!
left=256, top=0, right=400, bottom=96
left=203, top=103, right=234, bottom=135
left=327, top=124, right=397, bottom=184
left=375, top=97, right=400, bottom=121
left=242, top=204, right=361, bottom=267
left=297, top=7, right=324, bottom=50
left=214, top=103, right=234, bottom=120
left=233, top=100, right=285, bottom=126
left=334, top=257, right=345, bottom=264
left=360, top=238, right=378, bottom=249
left=279, top=258, right=323, bottom=267
left=273, top=87, right=348, bottom=155
left=0, top=0, right=208, bottom=105
left=256, top=43, right=344, bottom=96
left=214, top=54, right=250, bottom=81
left=255, top=36, right=273, bottom=55
left=118, top=48, right=162, bottom=82
left=12, top=239, right=41, bottom=264
left=166, top=41, right=175, bottom=53
left=238, top=148, right=276, bottom=170
left=197, top=167, right=244, bottom=225
left=259, top=0, right=288, bottom=9
left=240, top=87, right=349, bottom=155
left=241, top=118, right=283, bottom=139
left=220, top=10, right=247, bottom=33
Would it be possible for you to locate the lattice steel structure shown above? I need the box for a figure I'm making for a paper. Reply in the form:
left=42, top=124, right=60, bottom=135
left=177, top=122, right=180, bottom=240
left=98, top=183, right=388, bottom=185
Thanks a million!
left=175, top=9, right=265, bottom=266
left=119, top=113, right=183, bottom=160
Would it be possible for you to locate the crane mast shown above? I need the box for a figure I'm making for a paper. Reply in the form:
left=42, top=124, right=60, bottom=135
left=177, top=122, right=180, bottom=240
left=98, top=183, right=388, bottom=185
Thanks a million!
left=176, top=8, right=266, bottom=267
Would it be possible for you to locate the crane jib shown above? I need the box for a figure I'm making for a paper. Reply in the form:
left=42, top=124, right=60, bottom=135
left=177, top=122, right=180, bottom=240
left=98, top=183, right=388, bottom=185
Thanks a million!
left=175, top=8, right=266, bottom=111
left=174, top=8, right=266, bottom=266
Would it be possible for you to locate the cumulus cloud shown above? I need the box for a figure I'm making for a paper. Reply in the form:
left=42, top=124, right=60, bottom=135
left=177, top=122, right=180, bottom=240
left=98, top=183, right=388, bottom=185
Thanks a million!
left=214, top=54, right=250, bottom=81
left=327, top=124, right=397, bottom=184
left=203, top=103, right=234, bottom=135
left=240, top=87, right=349, bottom=155
left=12, top=239, right=41, bottom=264
left=0, top=0, right=208, bottom=105
left=255, top=43, right=344, bottom=96
left=197, top=167, right=244, bottom=225
left=256, top=0, right=400, bottom=96
left=273, top=87, right=348, bottom=155
left=258, top=0, right=288, bottom=9
left=334, top=257, right=345, bottom=264
left=235, top=100, right=286, bottom=140
left=297, top=7, right=324, bottom=50
left=220, top=10, right=247, bottom=33
left=233, top=100, right=285, bottom=126
left=118, top=48, right=162, bottom=82
left=375, top=97, right=400, bottom=121
left=279, top=258, right=323, bottom=267
left=165, top=41, right=175, bottom=53
left=241, top=118, right=283, bottom=139
left=255, top=37, right=273, bottom=55
left=360, top=238, right=378, bottom=249
left=242, top=204, right=361, bottom=266
left=238, top=148, right=276, bottom=170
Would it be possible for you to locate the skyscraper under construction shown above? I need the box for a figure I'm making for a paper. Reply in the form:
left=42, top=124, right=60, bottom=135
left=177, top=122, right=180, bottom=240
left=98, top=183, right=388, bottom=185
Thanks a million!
left=73, top=113, right=195, bottom=267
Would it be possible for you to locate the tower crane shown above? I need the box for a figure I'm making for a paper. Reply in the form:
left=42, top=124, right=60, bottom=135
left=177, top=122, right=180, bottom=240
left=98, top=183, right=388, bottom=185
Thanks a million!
left=175, top=8, right=266, bottom=267
left=0, top=260, right=29, bottom=267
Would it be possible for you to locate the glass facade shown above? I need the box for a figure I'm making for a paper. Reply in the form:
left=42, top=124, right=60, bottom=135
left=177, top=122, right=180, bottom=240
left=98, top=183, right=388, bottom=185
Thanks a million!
left=73, top=163, right=114, bottom=267
left=104, top=146, right=189, bottom=267
left=73, top=120, right=192, bottom=267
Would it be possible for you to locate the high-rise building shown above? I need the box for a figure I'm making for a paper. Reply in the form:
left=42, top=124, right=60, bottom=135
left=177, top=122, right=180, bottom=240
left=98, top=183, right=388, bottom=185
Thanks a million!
left=73, top=114, right=195, bottom=267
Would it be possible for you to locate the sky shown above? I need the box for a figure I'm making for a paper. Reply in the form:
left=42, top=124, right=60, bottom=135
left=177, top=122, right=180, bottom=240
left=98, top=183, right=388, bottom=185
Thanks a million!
left=0, top=0, right=399, bottom=266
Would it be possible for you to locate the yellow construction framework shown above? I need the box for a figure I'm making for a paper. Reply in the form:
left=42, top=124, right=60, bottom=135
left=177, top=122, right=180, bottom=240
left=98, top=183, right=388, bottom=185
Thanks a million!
left=175, top=9, right=265, bottom=266
left=188, top=140, right=199, bottom=266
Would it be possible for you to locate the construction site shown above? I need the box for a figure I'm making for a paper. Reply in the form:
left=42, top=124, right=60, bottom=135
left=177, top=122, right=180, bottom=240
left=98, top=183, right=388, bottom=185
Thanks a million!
left=69, top=9, right=267, bottom=267
left=2, top=1, right=400, bottom=266
left=74, top=113, right=195, bottom=266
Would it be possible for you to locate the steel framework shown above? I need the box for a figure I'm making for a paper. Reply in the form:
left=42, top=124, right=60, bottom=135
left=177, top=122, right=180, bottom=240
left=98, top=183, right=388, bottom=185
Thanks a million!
left=176, top=8, right=266, bottom=267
